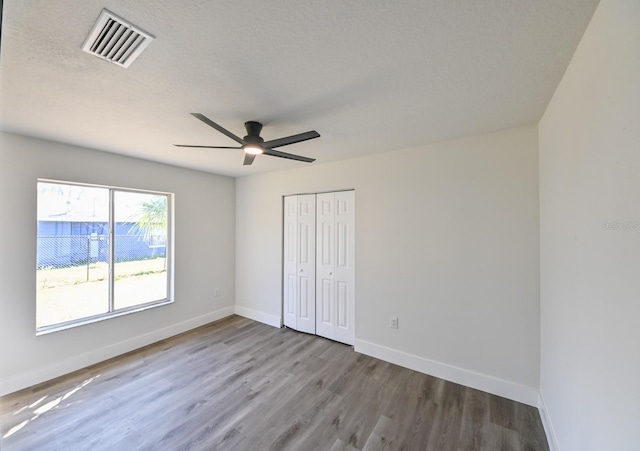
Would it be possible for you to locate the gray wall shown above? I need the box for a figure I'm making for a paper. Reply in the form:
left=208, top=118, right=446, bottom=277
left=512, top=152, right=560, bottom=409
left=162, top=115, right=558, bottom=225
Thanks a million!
left=0, top=132, right=236, bottom=395
left=236, top=125, right=541, bottom=404
left=539, top=0, right=640, bottom=450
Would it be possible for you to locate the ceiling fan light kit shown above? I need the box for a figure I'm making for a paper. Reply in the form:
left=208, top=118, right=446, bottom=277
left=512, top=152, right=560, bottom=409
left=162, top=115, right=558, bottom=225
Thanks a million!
left=243, top=145, right=263, bottom=155
left=175, top=114, right=319, bottom=166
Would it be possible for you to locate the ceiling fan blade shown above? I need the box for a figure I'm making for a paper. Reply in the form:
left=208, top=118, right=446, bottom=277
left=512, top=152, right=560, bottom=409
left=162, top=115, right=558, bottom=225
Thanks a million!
left=262, top=130, right=320, bottom=149
left=243, top=153, right=257, bottom=165
left=263, top=148, right=315, bottom=163
left=174, top=144, right=242, bottom=149
left=191, top=113, right=245, bottom=145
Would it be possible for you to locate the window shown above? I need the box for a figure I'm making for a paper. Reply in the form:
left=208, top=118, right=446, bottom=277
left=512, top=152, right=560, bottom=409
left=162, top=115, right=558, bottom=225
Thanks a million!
left=36, top=180, right=172, bottom=333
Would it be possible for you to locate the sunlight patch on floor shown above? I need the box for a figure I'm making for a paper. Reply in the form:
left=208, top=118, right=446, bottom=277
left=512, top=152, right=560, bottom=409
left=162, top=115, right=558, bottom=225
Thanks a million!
left=3, top=375, right=100, bottom=440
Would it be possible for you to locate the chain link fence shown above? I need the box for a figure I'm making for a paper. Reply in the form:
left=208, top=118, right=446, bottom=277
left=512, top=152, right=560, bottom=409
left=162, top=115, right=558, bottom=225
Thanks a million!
left=37, top=235, right=166, bottom=285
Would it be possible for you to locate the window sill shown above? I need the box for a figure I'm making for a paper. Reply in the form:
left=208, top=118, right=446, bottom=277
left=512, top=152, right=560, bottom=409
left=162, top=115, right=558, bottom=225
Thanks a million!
left=36, top=299, right=174, bottom=336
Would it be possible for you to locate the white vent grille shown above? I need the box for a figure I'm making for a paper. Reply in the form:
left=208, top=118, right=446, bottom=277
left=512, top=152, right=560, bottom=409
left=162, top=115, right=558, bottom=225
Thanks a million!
left=82, top=9, right=154, bottom=68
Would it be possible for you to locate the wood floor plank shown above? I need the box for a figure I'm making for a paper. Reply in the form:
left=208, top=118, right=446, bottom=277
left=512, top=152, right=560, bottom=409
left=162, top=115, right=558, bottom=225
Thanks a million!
left=390, top=371, right=440, bottom=449
left=480, top=423, right=523, bottom=451
left=0, top=315, right=550, bottom=450
left=425, top=378, right=466, bottom=450
left=513, top=400, right=551, bottom=451
left=334, top=376, right=386, bottom=449
left=362, top=415, right=400, bottom=451
left=329, top=438, right=360, bottom=451
left=458, top=386, right=491, bottom=451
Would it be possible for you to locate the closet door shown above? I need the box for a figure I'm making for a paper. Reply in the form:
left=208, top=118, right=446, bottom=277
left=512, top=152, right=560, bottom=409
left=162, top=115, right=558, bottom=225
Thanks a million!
left=316, top=193, right=335, bottom=339
left=296, top=195, right=316, bottom=334
left=283, top=196, right=298, bottom=329
left=316, top=191, right=355, bottom=345
left=283, top=194, right=316, bottom=334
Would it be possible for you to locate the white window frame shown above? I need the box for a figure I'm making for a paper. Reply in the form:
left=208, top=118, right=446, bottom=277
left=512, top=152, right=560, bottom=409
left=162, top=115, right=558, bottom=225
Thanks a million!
left=36, top=179, right=174, bottom=335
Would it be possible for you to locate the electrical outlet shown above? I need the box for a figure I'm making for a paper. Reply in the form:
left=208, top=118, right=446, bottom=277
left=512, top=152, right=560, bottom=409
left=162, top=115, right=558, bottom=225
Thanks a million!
left=390, top=316, right=399, bottom=329
left=214, top=288, right=220, bottom=297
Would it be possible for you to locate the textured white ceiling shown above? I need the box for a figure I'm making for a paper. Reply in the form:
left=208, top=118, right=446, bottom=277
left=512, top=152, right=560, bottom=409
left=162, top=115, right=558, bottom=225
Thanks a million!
left=0, top=0, right=599, bottom=177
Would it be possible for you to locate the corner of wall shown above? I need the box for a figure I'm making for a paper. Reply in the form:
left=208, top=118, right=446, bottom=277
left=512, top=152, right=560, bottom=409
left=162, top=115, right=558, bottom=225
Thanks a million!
left=234, top=305, right=282, bottom=328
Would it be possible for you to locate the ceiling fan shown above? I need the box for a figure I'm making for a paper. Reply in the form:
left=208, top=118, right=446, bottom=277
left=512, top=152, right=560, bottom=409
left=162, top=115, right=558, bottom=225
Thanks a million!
left=175, top=113, right=320, bottom=166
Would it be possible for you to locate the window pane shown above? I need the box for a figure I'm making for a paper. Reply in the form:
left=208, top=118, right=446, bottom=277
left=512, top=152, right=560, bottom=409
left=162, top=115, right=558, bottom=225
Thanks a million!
left=37, top=183, right=110, bottom=328
left=113, top=191, right=168, bottom=310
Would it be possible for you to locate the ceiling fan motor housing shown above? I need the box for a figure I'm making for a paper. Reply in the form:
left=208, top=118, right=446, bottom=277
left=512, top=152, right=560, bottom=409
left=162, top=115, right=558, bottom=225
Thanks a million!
left=244, top=121, right=264, bottom=143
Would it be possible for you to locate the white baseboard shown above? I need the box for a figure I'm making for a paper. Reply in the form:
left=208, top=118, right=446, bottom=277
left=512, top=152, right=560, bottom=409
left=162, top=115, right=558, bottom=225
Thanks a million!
left=538, top=392, right=559, bottom=451
left=0, top=306, right=234, bottom=397
left=354, top=339, right=539, bottom=407
left=234, top=305, right=282, bottom=328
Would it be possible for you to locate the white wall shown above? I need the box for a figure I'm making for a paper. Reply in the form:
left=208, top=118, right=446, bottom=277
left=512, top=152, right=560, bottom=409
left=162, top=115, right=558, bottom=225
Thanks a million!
left=0, top=132, right=236, bottom=396
left=236, top=125, right=540, bottom=404
left=538, top=0, right=640, bottom=450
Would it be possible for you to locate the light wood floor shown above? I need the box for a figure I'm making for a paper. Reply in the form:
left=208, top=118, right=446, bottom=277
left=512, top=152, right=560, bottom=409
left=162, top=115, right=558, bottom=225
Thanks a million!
left=0, top=315, right=549, bottom=450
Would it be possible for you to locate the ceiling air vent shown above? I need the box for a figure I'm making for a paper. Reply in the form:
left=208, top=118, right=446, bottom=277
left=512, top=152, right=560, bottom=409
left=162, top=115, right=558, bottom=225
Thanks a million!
left=82, top=9, right=154, bottom=68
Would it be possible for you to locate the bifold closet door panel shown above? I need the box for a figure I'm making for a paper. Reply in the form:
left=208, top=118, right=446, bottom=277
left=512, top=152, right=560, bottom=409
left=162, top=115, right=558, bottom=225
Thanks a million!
left=296, top=194, right=316, bottom=334
left=316, top=191, right=355, bottom=345
left=333, top=190, right=355, bottom=345
left=283, top=196, right=298, bottom=330
left=316, top=192, right=336, bottom=340
left=283, top=194, right=316, bottom=334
